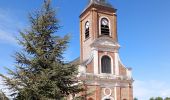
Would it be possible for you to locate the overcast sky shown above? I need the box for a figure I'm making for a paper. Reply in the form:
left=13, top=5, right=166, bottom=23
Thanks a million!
left=0, top=0, right=170, bottom=99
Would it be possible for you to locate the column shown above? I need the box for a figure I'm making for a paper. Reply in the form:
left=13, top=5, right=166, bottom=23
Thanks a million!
left=115, top=53, right=119, bottom=75
left=114, top=87, right=117, bottom=100
left=93, top=49, right=99, bottom=74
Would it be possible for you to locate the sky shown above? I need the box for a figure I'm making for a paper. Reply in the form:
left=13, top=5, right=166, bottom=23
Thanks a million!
left=0, top=0, right=170, bottom=99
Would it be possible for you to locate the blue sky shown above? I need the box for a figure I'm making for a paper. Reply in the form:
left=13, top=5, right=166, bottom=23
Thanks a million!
left=0, top=0, right=170, bottom=99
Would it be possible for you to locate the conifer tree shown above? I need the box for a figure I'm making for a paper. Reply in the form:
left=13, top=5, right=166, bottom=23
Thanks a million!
left=134, top=97, right=138, bottom=100
left=0, top=0, right=84, bottom=99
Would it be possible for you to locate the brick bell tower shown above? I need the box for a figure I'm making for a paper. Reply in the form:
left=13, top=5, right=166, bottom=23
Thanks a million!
left=78, top=0, right=133, bottom=100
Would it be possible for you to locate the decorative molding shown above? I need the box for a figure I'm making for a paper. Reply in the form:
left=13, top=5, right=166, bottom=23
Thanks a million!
left=104, top=88, right=112, bottom=96
left=115, top=53, right=119, bottom=75
left=117, top=54, right=132, bottom=79
left=82, top=73, right=133, bottom=86
left=90, top=36, right=120, bottom=50
left=93, top=49, right=99, bottom=74
left=114, top=87, right=117, bottom=100
left=97, top=47, right=118, bottom=53
left=100, top=40, right=116, bottom=46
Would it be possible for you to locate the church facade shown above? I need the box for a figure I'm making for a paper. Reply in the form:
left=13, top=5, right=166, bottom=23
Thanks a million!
left=77, top=0, right=134, bottom=100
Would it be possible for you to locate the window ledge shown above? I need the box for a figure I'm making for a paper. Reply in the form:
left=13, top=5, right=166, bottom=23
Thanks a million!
left=84, top=36, right=90, bottom=42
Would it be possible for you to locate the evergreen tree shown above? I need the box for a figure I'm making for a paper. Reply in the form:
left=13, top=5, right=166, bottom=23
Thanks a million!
left=155, top=97, right=163, bottom=100
left=134, top=97, right=138, bottom=100
left=0, top=0, right=84, bottom=99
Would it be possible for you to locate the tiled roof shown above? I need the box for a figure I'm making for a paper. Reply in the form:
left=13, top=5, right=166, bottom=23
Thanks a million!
left=81, top=0, right=113, bottom=15
left=89, top=0, right=112, bottom=7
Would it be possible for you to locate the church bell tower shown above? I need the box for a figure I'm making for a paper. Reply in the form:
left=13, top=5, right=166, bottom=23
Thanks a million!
left=78, top=0, right=133, bottom=100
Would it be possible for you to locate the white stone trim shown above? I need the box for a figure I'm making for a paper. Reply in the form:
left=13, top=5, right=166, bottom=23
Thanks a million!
left=78, top=65, right=86, bottom=76
left=99, top=54, right=113, bottom=75
left=102, top=96, right=114, bottom=100
left=104, top=88, right=112, bottom=96
left=99, top=16, right=112, bottom=36
left=114, top=53, right=119, bottom=75
left=114, top=87, right=117, bottom=100
left=126, top=69, right=132, bottom=79
left=93, top=49, right=99, bottom=74
left=97, top=47, right=118, bottom=53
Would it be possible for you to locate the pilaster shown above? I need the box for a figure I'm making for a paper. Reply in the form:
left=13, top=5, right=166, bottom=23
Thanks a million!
left=93, top=49, right=99, bottom=74
left=115, top=52, right=119, bottom=75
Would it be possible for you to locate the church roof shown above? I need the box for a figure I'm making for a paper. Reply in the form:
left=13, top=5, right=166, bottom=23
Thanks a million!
left=88, top=0, right=112, bottom=8
left=70, top=57, right=80, bottom=65
left=80, top=0, right=115, bottom=17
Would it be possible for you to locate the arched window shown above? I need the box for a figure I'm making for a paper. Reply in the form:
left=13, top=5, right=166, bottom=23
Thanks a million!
left=101, top=18, right=110, bottom=36
left=102, top=96, right=114, bottom=100
left=101, top=55, right=111, bottom=73
left=88, top=98, right=94, bottom=100
left=85, top=21, right=90, bottom=39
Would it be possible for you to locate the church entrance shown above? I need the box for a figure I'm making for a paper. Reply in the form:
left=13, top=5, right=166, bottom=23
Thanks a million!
left=102, top=96, right=114, bottom=100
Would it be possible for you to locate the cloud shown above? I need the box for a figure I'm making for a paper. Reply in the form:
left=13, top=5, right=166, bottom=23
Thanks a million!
left=0, top=30, right=17, bottom=45
left=0, top=77, right=13, bottom=99
left=134, top=80, right=170, bottom=100
left=0, top=77, right=8, bottom=94
left=0, top=8, right=24, bottom=46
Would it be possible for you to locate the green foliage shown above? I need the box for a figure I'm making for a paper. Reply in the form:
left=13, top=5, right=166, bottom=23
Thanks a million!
left=165, top=97, right=170, bottom=100
left=155, top=97, right=163, bottom=100
left=134, top=97, right=138, bottom=100
left=0, top=0, right=84, bottom=99
left=150, top=97, right=170, bottom=100
left=150, top=97, right=155, bottom=100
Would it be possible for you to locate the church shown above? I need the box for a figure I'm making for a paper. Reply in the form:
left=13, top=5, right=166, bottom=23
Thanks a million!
left=74, top=0, right=134, bottom=100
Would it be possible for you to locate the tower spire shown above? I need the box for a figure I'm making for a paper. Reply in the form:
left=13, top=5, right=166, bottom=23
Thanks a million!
left=88, top=0, right=112, bottom=7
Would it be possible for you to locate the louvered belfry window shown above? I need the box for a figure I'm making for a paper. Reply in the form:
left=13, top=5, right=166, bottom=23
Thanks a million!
left=85, top=21, right=90, bottom=39
left=101, top=18, right=110, bottom=36
left=101, top=56, right=111, bottom=73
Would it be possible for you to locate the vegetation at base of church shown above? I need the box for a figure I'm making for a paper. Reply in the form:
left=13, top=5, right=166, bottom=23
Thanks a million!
left=134, top=97, right=138, bottom=100
left=0, top=91, right=9, bottom=100
left=150, top=97, right=170, bottom=100
left=0, top=0, right=84, bottom=99
left=164, top=97, right=170, bottom=100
